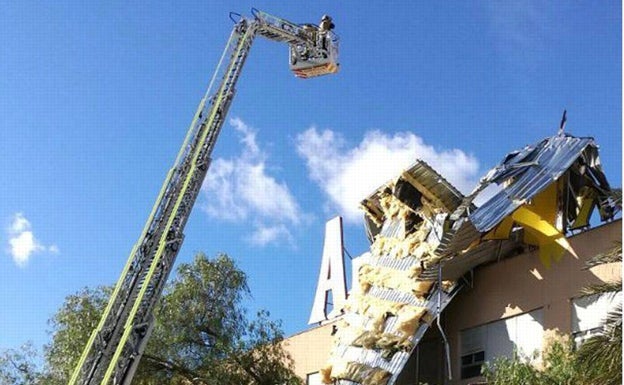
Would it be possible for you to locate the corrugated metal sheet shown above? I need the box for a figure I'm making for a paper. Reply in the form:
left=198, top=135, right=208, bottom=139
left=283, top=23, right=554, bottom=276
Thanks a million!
left=401, top=160, right=465, bottom=212
left=329, top=133, right=616, bottom=385
left=435, top=219, right=480, bottom=258
left=470, top=135, right=595, bottom=232
left=361, top=159, right=465, bottom=219
left=335, top=282, right=462, bottom=385
left=333, top=165, right=465, bottom=385
left=421, top=235, right=525, bottom=281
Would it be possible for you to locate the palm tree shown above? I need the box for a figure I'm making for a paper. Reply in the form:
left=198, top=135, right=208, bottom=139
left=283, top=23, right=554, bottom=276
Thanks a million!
left=575, top=241, right=622, bottom=385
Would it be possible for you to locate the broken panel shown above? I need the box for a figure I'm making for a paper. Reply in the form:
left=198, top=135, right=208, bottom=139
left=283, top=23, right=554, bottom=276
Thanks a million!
left=323, top=161, right=462, bottom=385
left=320, top=132, right=619, bottom=385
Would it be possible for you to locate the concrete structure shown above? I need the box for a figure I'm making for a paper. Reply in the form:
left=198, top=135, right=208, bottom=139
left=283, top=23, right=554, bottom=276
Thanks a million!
left=283, top=220, right=622, bottom=385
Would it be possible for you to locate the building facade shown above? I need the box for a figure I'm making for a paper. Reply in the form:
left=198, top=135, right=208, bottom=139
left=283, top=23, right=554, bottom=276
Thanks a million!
left=283, top=219, right=622, bottom=385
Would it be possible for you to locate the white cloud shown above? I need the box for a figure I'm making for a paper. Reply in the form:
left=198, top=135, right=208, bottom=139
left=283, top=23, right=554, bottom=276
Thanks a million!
left=10, top=213, right=30, bottom=233
left=9, top=231, right=43, bottom=266
left=6, top=213, right=58, bottom=267
left=248, top=224, right=293, bottom=247
left=201, top=118, right=304, bottom=245
left=49, top=244, right=60, bottom=255
left=296, top=128, right=481, bottom=223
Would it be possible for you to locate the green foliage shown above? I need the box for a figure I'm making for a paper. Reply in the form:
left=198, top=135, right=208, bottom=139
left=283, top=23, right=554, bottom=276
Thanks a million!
left=482, top=307, right=622, bottom=385
left=482, top=339, right=577, bottom=385
left=540, top=338, right=577, bottom=385
left=136, top=253, right=302, bottom=385
left=574, top=305, right=622, bottom=385
left=481, top=352, right=540, bottom=385
left=42, top=286, right=111, bottom=384
left=581, top=241, right=622, bottom=296
left=583, top=241, right=622, bottom=269
left=0, top=253, right=301, bottom=385
left=580, top=280, right=622, bottom=296
left=576, top=241, right=622, bottom=385
left=0, top=343, right=40, bottom=385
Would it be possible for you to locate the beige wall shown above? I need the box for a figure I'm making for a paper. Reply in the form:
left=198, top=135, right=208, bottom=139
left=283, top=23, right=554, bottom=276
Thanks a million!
left=284, top=220, right=621, bottom=384
left=283, top=321, right=336, bottom=380
left=445, top=220, right=621, bottom=384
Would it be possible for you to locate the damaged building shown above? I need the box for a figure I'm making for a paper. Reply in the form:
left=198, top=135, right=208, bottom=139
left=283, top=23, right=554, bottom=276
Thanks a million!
left=283, top=131, right=621, bottom=385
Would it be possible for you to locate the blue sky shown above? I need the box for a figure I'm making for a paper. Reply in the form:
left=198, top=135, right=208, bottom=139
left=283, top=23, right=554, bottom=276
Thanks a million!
left=0, top=1, right=621, bottom=353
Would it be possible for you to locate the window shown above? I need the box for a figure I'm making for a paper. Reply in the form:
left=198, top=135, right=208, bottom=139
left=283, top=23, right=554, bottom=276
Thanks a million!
left=572, top=292, right=622, bottom=346
left=460, top=309, right=544, bottom=379
left=460, top=325, right=486, bottom=379
left=461, top=349, right=485, bottom=379
left=306, top=372, right=321, bottom=385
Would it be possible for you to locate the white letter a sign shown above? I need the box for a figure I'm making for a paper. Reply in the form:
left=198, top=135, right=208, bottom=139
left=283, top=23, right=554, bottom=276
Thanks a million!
left=309, top=216, right=347, bottom=324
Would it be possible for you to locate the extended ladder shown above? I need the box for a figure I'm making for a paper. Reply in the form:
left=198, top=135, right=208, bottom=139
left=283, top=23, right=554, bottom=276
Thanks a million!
left=69, top=10, right=338, bottom=385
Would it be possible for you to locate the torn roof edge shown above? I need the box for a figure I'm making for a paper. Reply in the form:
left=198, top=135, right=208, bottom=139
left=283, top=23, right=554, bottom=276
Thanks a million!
left=360, top=159, right=465, bottom=215
left=468, top=134, right=617, bottom=233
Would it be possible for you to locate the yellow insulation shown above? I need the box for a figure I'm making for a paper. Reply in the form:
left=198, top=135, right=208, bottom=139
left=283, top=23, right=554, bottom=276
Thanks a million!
left=320, top=170, right=459, bottom=381
left=371, top=311, right=389, bottom=332
left=422, top=253, right=443, bottom=269
left=410, top=241, right=432, bottom=261
left=377, top=333, right=413, bottom=354
left=441, top=280, right=454, bottom=292
left=352, top=331, right=414, bottom=358
left=329, top=359, right=350, bottom=380
left=333, top=320, right=365, bottom=346
left=361, top=202, right=383, bottom=227
left=379, top=190, right=428, bottom=222
left=358, top=264, right=434, bottom=299
left=345, top=293, right=405, bottom=332
left=363, top=367, right=393, bottom=385
left=352, top=330, right=379, bottom=349
left=394, top=305, right=427, bottom=338
left=328, top=361, right=392, bottom=385
left=407, top=263, right=423, bottom=279
left=400, top=171, right=448, bottom=212
left=370, top=221, right=433, bottom=260
left=412, top=280, right=434, bottom=297
left=320, top=365, right=332, bottom=384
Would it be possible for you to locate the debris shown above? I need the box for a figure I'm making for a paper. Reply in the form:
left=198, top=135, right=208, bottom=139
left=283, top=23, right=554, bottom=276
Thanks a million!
left=394, top=305, right=427, bottom=338
left=322, top=132, right=619, bottom=385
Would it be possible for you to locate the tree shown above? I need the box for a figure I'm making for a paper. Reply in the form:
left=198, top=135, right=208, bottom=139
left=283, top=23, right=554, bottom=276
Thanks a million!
left=135, top=253, right=301, bottom=385
left=1, top=253, right=301, bottom=385
left=42, top=286, right=111, bottom=384
left=0, top=343, right=40, bottom=385
left=575, top=241, right=622, bottom=385
left=574, top=307, right=621, bottom=385
left=481, top=334, right=578, bottom=385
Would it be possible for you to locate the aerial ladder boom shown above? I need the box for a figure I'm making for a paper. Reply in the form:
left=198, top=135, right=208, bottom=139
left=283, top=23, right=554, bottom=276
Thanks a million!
left=69, top=9, right=339, bottom=385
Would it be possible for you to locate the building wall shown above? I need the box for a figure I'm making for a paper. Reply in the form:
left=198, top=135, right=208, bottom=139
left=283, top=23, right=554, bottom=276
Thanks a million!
left=282, top=320, right=336, bottom=381
left=444, top=220, right=621, bottom=385
left=283, top=220, right=621, bottom=385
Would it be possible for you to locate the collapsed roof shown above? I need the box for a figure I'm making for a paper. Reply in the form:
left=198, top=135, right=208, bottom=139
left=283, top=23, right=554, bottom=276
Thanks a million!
left=470, top=134, right=614, bottom=231
left=321, top=132, right=620, bottom=385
